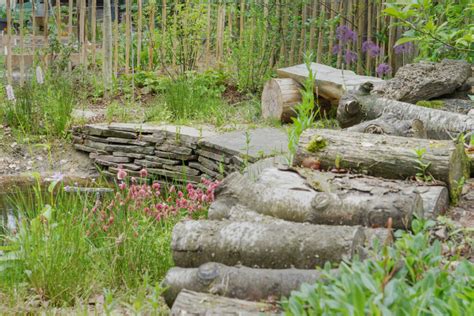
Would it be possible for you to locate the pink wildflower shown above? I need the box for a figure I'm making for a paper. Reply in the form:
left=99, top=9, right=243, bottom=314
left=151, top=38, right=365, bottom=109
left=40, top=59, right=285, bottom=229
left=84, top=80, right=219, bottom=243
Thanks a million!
left=117, top=167, right=127, bottom=180
left=139, top=168, right=148, bottom=178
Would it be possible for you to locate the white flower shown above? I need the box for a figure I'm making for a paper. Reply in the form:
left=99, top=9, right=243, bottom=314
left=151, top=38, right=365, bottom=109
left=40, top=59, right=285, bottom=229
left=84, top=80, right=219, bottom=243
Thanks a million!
left=6, top=85, right=15, bottom=101
left=36, top=66, right=44, bottom=84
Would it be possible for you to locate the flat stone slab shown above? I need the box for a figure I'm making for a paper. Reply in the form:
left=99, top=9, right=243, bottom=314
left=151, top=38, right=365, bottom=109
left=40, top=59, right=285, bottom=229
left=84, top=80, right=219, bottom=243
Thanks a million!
left=199, top=128, right=288, bottom=160
left=84, top=123, right=216, bottom=138
left=277, top=62, right=383, bottom=103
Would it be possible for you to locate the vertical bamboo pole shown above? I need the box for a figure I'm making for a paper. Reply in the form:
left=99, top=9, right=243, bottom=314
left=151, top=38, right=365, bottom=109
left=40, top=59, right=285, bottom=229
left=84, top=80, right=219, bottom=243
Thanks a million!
left=137, top=0, right=142, bottom=69
left=206, top=0, right=211, bottom=67
left=366, top=0, right=372, bottom=74
left=356, top=1, right=365, bottom=74
left=32, top=0, right=36, bottom=56
left=92, top=0, right=97, bottom=65
left=297, top=2, right=307, bottom=63
left=336, top=0, right=344, bottom=68
left=308, top=0, right=317, bottom=55
left=269, top=0, right=280, bottom=66
left=44, top=0, right=49, bottom=41
left=68, top=0, right=73, bottom=38
left=6, top=0, right=12, bottom=84
left=113, top=0, right=119, bottom=75
left=148, top=2, right=155, bottom=70
left=172, top=0, right=178, bottom=68
left=375, top=0, right=381, bottom=71
left=316, top=1, right=325, bottom=63
left=125, top=0, right=131, bottom=74
left=279, top=0, right=288, bottom=65
left=103, top=0, right=113, bottom=90
left=327, top=0, right=336, bottom=63
left=289, top=10, right=297, bottom=65
left=56, top=0, right=61, bottom=36
left=347, top=0, right=354, bottom=69
left=261, top=0, right=269, bottom=62
left=239, top=0, right=245, bottom=46
left=20, top=0, right=25, bottom=86
left=80, top=0, right=86, bottom=65
left=388, top=15, right=396, bottom=75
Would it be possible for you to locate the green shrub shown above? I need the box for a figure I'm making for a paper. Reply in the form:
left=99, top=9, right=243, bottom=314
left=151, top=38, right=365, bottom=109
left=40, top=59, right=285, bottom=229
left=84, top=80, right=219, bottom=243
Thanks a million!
left=282, top=219, right=474, bottom=315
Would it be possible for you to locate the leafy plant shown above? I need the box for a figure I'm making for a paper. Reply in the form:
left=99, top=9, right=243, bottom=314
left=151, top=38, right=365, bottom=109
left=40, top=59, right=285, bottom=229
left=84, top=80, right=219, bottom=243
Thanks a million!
left=413, top=148, right=434, bottom=182
left=287, top=53, right=320, bottom=164
left=283, top=218, right=474, bottom=315
left=384, top=0, right=474, bottom=62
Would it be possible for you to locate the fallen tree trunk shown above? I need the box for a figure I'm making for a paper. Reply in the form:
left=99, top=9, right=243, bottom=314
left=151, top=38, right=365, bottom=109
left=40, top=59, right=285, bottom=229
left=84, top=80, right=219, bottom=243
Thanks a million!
left=162, top=262, right=324, bottom=307
left=172, top=220, right=365, bottom=269
left=170, top=289, right=280, bottom=315
left=261, top=78, right=302, bottom=123
left=209, top=167, right=423, bottom=229
left=337, top=91, right=474, bottom=139
left=294, top=129, right=470, bottom=201
left=347, top=114, right=427, bottom=138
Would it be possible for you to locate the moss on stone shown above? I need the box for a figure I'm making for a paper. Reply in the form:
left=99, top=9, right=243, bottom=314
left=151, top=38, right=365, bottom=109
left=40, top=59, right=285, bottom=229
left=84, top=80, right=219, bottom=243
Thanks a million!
left=306, top=136, right=328, bottom=153
left=416, top=100, right=444, bottom=109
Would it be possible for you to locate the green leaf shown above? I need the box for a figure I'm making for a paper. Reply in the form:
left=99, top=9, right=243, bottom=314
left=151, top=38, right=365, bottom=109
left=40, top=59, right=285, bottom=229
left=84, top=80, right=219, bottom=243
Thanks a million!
left=395, top=37, right=418, bottom=46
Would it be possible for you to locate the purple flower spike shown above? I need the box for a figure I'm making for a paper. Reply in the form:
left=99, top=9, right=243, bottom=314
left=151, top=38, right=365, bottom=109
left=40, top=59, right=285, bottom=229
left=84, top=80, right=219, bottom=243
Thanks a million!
left=332, top=44, right=341, bottom=55
left=362, top=40, right=381, bottom=57
left=394, top=42, right=414, bottom=55
left=336, top=25, right=357, bottom=44
left=344, top=50, right=358, bottom=65
left=376, top=63, right=392, bottom=76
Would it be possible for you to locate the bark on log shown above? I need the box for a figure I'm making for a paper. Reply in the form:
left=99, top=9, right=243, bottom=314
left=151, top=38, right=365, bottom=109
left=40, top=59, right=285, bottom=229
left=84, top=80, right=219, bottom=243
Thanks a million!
left=371, top=60, right=472, bottom=104
left=162, top=262, right=323, bottom=307
left=209, top=167, right=423, bottom=229
left=347, top=114, right=427, bottom=138
left=171, top=220, right=366, bottom=269
left=337, top=91, right=474, bottom=139
left=261, top=78, right=302, bottom=123
left=170, top=289, right=280, bottom=315
left=294, top=129, right=470, bottom=201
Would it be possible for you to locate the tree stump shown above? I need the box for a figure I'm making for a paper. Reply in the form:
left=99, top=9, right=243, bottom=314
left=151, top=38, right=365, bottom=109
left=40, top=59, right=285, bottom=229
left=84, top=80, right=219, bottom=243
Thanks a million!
left=261, top=78, right=302, bottom=123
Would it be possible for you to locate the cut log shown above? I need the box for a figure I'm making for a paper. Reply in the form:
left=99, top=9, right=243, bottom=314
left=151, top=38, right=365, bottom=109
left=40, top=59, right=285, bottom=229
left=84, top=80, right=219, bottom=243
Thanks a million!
left=261, top=78, right=302, bottom=123
left=209, top=204, right=393, bottom=250
left=170, top=289, right=280, bottom=315
left=294, top=129, right=470, bottom=201
left=277, top=63, right=383, bottom=105
left=162, top=262, right=323, bottom=307
left=209, top=167, right=423, bottom=229
left=171, top=220, right=366, bottom=269
left=371, top=59, right=472, bottom=103
left=337, top=90, right=474, bottom=139
left=347, top=114, right=427, bottom=138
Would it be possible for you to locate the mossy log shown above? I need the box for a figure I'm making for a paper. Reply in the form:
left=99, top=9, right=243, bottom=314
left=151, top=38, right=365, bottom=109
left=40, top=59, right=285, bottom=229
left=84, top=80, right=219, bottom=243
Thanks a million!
left=170, top=290, right=280, bottom=315
left=162, top=262, right=323, bottom=307
left=209, top=167, right=423, bottom=229
left=171, top=220, right=365, bottom=269
left=294, top=129, right=470, bottom=201
left=337, top=92, right=474, bottom=139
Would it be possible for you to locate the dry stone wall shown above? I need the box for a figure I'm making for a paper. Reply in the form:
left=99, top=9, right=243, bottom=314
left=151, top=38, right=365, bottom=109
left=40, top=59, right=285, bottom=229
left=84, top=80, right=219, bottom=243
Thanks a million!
left=72, top=123, right=288, bottom=183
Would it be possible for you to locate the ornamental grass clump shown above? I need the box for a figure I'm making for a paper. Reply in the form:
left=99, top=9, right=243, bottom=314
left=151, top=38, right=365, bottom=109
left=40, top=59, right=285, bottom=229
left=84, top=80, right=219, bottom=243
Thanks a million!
left=0, top=169, right=219, bottom=307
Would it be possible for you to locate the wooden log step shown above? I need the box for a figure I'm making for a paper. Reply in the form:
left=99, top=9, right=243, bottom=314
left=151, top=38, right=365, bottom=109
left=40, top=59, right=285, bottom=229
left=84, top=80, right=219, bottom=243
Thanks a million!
left=210, top=167, right=423, bottom=229
left=294, top=129, right=470, bottom=202
left=162, top=262, right=323, bottom=307
left=171, top=220, right=365, bottom=269
left=170, top=289, right=280, bottom=315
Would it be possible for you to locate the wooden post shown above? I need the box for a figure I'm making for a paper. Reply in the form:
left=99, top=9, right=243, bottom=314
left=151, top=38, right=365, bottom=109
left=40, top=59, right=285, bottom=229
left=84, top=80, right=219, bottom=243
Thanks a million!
left=56, top=0, right=61, bottom=35
left=148, top=2, right=155, bottom=70
left=91, top=0, right=97, bottom=65
left=113, top=0, right=119, bottom=76
left=206, top=0, right=211, bottom=67
left=316, top=1, right=325, bottom=63
left=356, top=1, right=365, bottom=74
left=137, top=0, right=142, bottom=70
left=297, top=2, right=307, bottom=63
left=327, top=0, right=336, bottom=63
left=32, top=0, right=36, bottom=56
left=44, top=0, right=49, bottom=40
left=239, top=0, right=245, bottom=46
left=366, top=0, right=372, bottom=75
left=336, top=0, right=344, bottom=68
left=289, top=9, right=297, bottom=65
left=375, top=0, right=381, bottom=70
left=103, top=0, right=113, bottom=90
left=172, top=0, right=178, bottom=68
left=308, top=0, right=317, bottom=55
left=79, top=0, right=86, bottom=65
left=125, top=0, right=131, bottom=74
left=19, top=0, right=25, bottom=86
left=6, top=0, right=12, bottom=84
left=280, top=0, right=288, bottom=65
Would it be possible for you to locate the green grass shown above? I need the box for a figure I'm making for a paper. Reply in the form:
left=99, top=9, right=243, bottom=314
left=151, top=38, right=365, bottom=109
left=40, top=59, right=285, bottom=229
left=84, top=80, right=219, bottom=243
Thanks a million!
left=0, top=174, right=217, bottom=311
